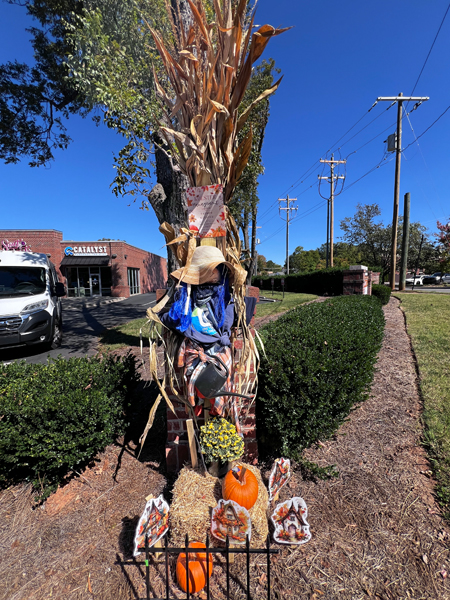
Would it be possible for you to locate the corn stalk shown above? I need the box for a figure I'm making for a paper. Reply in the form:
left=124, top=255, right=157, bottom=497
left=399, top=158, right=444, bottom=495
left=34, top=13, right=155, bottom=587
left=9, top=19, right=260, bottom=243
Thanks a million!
left=145, top=0, right=290, bottom=203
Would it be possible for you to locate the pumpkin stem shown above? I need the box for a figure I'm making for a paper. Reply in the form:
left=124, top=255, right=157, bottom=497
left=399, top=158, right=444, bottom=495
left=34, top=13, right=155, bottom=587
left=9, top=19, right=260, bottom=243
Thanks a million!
left=238, top=466, right=247, bottom=483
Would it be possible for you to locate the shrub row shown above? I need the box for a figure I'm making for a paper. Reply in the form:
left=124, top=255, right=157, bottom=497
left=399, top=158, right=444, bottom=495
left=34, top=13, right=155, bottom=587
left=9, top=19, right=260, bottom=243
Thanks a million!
left=0, top=353, right=139, bottom=499
left=371, top=283, right=392, bottom=305
left=252, top=268, right=345, bottom=296
left=256, top=296, right=385, bottom=460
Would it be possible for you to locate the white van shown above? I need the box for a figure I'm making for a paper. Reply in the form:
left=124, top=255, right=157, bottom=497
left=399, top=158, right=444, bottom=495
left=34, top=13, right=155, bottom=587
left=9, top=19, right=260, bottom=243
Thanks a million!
left=0, top=251, right=65, bottom=350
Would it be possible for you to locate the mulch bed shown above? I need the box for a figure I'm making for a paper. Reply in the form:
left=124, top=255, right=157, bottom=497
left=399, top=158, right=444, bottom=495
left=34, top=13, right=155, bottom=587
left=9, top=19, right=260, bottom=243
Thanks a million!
left=1, top=297, right=449, bottom=599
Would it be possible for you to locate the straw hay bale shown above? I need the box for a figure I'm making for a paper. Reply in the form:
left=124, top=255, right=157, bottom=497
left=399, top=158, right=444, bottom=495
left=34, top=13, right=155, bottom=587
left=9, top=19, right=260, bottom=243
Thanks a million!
left=169, top=462, right=269, bottom=548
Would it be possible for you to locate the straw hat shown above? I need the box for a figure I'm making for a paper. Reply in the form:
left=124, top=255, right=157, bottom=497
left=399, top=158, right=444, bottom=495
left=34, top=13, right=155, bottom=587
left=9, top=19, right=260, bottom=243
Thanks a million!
left=170, top=246, right=237, bottom=285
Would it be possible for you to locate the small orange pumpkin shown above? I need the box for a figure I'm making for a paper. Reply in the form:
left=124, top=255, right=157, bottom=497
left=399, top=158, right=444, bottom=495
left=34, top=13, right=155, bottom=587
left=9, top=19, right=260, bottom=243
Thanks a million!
left=176, top=541, right=213, bottom=594
left=222, top=466, right=259, bottom=510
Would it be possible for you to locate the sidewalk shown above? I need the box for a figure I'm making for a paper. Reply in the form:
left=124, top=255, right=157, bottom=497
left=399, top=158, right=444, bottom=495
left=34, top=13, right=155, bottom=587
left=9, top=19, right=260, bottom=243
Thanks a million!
left=61, top=296, right=126, bottom=311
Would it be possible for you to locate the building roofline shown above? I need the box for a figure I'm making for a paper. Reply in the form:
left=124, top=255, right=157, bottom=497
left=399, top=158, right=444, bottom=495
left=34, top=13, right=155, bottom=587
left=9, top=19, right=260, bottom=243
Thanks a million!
left=0, top=229, right=63, bottom=233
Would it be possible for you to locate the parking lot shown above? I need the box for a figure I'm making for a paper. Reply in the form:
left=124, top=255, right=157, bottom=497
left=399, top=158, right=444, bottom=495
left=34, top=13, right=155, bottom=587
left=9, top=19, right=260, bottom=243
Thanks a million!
left=0, top=292, right=156, bottom=365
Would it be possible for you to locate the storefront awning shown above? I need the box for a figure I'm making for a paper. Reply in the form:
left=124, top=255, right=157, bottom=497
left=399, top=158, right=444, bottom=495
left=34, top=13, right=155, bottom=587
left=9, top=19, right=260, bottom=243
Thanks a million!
left=60, top=256, right=111, bottom=266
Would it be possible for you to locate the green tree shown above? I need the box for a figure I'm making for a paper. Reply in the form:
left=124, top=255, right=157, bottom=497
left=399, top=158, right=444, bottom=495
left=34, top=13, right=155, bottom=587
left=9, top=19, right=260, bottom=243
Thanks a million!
left=340, top=203, right=437, bottom=279
left=0, top=0, right=89, bottom=166
left=228, top=59, right=280, bottom=281
left=257, top=254, right=267, bottom=273
left=265, top=259, right=282, bottom=271
left=287, top=246, right=321, bottom=273
left=435, top=218, right=450, bottom=272
left=316, top=242, right=362, bottom=266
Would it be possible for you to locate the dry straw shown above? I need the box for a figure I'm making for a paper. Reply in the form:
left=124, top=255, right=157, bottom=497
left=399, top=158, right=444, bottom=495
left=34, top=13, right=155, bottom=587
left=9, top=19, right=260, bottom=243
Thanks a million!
left=170, top=463, right=269, bottom=548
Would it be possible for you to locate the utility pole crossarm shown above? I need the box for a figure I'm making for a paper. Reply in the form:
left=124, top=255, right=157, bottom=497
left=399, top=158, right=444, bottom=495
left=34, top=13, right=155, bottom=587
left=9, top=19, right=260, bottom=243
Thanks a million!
left=377, top=96, right=429, bottom=102
left=319, top=154, right=346, bottom=268
left=278, top=196, right=298, bottom=275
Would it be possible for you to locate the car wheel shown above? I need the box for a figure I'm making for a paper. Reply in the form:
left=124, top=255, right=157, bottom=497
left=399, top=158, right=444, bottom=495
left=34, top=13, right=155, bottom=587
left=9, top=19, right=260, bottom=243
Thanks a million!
left=45, top=316, right=63, bottom=350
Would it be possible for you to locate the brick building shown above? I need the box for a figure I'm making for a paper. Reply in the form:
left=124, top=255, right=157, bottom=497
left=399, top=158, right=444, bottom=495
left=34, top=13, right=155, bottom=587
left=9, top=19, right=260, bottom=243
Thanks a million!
left=0, top=229, right=167, bottom=298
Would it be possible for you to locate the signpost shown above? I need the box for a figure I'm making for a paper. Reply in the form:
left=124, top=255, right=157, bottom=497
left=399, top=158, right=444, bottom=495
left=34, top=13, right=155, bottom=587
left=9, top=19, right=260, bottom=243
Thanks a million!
left=270, top=278, right=274, bottom=297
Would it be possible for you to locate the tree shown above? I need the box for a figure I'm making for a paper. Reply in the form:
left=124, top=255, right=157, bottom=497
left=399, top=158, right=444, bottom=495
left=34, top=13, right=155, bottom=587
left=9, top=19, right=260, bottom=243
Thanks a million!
left=1, top=0, right=286, bottom=273
left=265, top=259, right=282, bottom=272
left=339, top=203, right=437, bottom=279
left=316, top=242, right=362, bottom=266
left=287, top=246, right=321, bottom=273
left=228, top=59, right=280, bottom=282
left=257, top=254, right=267, bottom=273
left=436, top=218, right=450, bottom=271
left=0, top=0, right=89, bottom=166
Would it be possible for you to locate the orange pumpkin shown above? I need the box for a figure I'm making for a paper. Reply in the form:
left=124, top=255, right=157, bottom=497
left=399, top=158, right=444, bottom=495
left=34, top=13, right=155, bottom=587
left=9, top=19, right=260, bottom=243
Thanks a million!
left=222, top=466, right=259, bottom=510
left=176, top=542, right=213, bottom=594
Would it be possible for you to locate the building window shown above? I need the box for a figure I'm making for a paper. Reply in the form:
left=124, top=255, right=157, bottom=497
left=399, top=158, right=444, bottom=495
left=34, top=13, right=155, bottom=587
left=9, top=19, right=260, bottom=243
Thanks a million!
left=127, top=267, right=140, bottom=295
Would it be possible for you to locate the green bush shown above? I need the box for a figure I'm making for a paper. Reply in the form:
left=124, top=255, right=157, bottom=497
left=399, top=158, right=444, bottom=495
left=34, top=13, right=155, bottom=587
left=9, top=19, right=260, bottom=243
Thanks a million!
left=256, top=296, right=385, bottom=459
left=252, top=268, right=345, bottom=296
left=372, top=283, right=391, bottom=305
left=0, top=353, right=139, bottom=499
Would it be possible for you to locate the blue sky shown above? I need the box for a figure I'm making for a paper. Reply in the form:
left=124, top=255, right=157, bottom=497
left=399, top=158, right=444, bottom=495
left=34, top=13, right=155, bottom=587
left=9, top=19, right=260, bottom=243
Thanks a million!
left=1, top=0, right=449, bottom=265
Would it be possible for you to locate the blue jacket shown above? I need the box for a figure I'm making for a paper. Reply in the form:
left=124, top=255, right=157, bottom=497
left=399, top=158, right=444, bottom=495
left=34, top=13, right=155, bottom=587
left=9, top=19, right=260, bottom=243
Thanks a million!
left=159, top=296, right=257, bottom=348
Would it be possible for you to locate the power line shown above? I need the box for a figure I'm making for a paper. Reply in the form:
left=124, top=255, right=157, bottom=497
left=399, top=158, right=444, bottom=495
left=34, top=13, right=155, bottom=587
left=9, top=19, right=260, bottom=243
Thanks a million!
left=403, top=107, right=444, bottom=217
left=402, top=102, right=450, bottom=153
left=409, top=2, right=450, bottom=100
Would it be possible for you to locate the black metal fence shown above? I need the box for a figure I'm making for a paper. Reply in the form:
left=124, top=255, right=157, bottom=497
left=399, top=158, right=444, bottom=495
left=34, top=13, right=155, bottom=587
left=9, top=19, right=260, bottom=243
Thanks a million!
left=123, top=533, right=279, bottom=600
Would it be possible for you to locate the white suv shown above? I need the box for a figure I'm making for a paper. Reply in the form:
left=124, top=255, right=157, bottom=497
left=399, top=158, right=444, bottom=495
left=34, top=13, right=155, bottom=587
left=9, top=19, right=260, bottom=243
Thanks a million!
left=0, top=251, right=65, bottom=350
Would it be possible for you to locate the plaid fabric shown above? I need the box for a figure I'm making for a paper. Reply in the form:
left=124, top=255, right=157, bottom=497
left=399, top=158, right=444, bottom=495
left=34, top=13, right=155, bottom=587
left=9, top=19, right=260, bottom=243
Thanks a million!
left=177, top=338, right=241, bottom=433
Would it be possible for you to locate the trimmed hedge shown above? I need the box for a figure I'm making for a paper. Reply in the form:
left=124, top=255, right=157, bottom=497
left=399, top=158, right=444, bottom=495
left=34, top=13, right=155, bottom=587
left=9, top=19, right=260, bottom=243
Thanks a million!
left=256, top=296, right=385, bottom=460
left=372, top=283, right=392, bottom=305
left=252, top=268, right=345, bottom=296
left=0, top=353, right=139, bottom=499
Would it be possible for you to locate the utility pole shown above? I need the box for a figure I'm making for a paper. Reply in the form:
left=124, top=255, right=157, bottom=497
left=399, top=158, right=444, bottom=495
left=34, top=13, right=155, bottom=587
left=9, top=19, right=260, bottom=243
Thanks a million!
left=376, top=93, right=429, bottom=289
left=319, top=154, right=345, bottom=267
left=278, top=195, right=298, bottom=274
left=399, top=192, right=410, bottom=291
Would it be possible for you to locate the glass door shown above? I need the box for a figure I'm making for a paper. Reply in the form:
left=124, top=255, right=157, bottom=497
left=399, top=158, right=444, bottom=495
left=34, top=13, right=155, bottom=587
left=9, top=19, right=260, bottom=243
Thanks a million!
left=90, top=268, right=101, bottom=296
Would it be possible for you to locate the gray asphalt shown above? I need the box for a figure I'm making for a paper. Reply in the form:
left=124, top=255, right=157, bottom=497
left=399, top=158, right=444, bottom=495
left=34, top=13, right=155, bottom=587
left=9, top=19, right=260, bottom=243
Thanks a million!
left=0, top=292, right=157, bottom=365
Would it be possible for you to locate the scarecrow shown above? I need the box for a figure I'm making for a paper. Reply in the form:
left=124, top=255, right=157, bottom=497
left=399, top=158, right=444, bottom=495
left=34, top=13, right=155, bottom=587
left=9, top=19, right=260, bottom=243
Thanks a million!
left=158, top=245, right=257, bottom=431
left=137, top=0, right=291, bottom=459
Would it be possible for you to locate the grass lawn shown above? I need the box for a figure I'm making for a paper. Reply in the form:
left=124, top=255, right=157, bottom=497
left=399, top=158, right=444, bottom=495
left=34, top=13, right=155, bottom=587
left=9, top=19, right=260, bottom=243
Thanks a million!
left=99, top=317, right=151, bottom=353
left=99, top=292, right=317, bottom=351
left=256, top=291, right=317, bottom=318
left=395, top=292, right=450, bottom=516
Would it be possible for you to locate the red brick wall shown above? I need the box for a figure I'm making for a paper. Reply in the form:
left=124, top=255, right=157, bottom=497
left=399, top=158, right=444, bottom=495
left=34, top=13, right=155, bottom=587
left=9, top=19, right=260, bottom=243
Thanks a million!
left=106, top=241, right=167, bottom=297
left=0, top=230, right=64, bottom=280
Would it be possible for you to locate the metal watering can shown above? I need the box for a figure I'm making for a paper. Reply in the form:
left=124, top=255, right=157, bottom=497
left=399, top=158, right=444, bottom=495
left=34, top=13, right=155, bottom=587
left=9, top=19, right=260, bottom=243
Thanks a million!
left=194, top=355, right=253, bottom=401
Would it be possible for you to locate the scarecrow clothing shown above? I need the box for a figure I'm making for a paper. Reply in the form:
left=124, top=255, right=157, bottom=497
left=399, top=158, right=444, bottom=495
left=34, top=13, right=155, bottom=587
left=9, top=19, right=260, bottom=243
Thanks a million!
left=177, top=339, right=241, bottom=431
left=159, top=296, right=256, bottom=349
left=159, top=294, right=256, bottom=433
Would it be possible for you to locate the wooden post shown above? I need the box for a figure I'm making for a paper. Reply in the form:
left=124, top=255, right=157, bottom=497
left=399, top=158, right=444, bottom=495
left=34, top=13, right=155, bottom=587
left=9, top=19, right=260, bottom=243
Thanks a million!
left=186, top=419, right=198, bottom=469
left=204, top=398, right=211, bottom=423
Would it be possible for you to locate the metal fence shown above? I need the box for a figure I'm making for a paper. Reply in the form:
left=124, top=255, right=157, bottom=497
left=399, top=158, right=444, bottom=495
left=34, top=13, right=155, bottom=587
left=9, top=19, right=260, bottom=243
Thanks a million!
left=121, top=533, right=279, bottom=600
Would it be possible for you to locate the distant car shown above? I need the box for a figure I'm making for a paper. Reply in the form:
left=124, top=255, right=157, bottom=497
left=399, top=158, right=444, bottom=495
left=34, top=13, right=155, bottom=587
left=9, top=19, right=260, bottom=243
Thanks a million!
left=405, top=274, right=424, bottom=286
left=442, top=273, right=450, bottom=284
left=422, top=272, right=442, bottom=285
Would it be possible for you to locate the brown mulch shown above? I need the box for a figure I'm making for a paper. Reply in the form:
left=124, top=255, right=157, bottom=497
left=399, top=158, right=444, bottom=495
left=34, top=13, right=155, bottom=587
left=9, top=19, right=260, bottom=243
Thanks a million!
left=1, top=296, right=450, bottom=599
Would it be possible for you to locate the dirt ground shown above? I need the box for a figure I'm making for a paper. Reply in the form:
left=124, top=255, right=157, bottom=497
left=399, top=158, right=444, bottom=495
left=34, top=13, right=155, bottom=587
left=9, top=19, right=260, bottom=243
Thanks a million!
left=1, top=297, right=449, bottom=599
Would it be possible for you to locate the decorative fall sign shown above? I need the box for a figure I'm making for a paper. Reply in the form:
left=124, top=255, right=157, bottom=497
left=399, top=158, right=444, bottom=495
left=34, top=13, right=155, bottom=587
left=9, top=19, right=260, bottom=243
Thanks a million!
left=268, top=458, right=291, bottom=501
left=211, top=499, right=251, bottom=545
left=187, top=185, right=226, bottom=238
left=271, top=497, right=311, bottom=545
left=133, top=495, right=170, bottom=556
